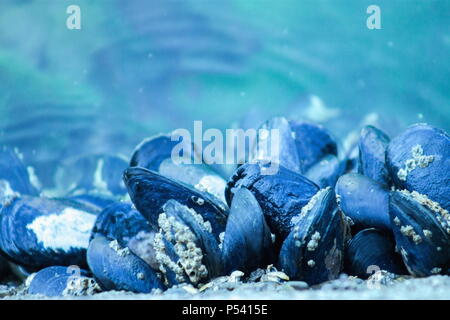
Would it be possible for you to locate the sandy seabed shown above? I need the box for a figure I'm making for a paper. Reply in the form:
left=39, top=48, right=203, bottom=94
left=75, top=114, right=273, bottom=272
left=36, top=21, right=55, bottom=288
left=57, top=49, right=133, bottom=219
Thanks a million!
left=2, top=274, right=450, bottom=300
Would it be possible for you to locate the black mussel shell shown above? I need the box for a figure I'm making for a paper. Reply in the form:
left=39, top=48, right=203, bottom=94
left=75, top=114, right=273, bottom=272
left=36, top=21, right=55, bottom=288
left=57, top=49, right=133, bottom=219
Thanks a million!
left=222, top=188, right=274, bottom=274
left=279, top=187, right=346, bottom=285
left=289, top=120, right=338, bottom=173
left=0, top=146, right=39, bottom=197
left=344, top=228, right=406, bottom=278
left=28, top=266, right=97, bottom=297
left=123, top=167, right=228, bottom=240
left=386, top=124, right=450, bottom=212
left=131, top=134, right=227, bottom=202
left=130, top=134, right=193, bottom=171
left=250, top=117, right=300, bottom=173
left=336, top=173, right=390, bottom=231
left=87, top=235, right=164, bottom=293
left=358, top=125, right=391, bottom=188
left=225, top=162, right=319, bottom=240
left=0, top=196, right=98, bottom=269
left=389, top=190, right=450, bottom=276
left=90, top=202, right=153, bottom=246
left=55, top=154, right=128, bottom=197
left=153, top=200, right=222, bottom=286
left=305, top=154, right=341, bottom=188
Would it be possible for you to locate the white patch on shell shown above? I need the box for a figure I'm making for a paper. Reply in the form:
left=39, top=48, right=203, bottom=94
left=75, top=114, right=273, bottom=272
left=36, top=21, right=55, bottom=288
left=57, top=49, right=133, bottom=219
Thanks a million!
left=400, top=225, right=422, bottom=244
left=299, top=187, right=330, bottom=219
left=0, top=180, right=20, bottom=205
left=307, top=260, right=316, bottom=268
left=194, top=175, right=227, bottom=203
left=26, top=208, right=96, bottom=251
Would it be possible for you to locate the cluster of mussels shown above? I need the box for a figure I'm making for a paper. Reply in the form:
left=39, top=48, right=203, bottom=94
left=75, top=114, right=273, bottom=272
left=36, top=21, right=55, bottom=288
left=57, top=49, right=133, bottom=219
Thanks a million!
left=0, top=118, right=449, bottom=297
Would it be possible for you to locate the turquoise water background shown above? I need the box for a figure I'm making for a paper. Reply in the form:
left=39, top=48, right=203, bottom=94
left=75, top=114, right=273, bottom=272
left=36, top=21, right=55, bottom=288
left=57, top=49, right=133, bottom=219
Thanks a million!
left=0, top=0, right=449, bottom=185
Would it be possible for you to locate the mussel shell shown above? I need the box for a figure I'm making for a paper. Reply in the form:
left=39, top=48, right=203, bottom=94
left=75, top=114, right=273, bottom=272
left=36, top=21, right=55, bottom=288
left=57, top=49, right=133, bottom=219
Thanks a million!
left=123, top=167, right=228, bottom=240
left=289, top=120, right=338, bottom=173
left=225, top=162, right=319, bottom=240
left=28, top=266, right=93, bottom=297
left=0, top=196, right=98, bottom=269
left=344, top=228, right=406, bottom=278
left=250, top=117, right=300, bottom=173
left=0, top=147, right=38, bottom=197
left=131, top=135, right=227, bottom=202
left=386, top=124, right=450, bottom=211
left=305, top=154, right=341, bottom=188
left=279, top=188, right=346, bottom=285
left=335, top=173, right=390, bottom=231
left=389, top=190, right=450, bottom=276
left=358, top=125, right=391, bottom=187
left=87, top=235, right=164, bottom=293
left=90, top=202, right=153, bottom=246
left=55, top=154, right=128, bottom=197
left=153, top=200, right=222, bottom=286
left=130, top=134, right=191, bottom=171
left=222, top=188, right=274, bottom=274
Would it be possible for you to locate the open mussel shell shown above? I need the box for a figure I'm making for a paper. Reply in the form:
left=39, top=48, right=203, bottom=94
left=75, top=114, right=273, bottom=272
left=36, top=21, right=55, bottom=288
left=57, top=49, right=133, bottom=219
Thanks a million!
left=336, top=173, right=390, bottom=231
left=123, top=167, right=228, bottom=240
left=28, top=266, right=97, bottom=297
left=222, top=188, right=274, bottom=274
left=389, top=190, right=450, bottom=276
left=87, top=235, right=164, bottom=293
left=279, top=187, right=346, bottom=285
left=55, top=154, right=128, bottom=197
left=0, top=146, right=39, bottom=198
left=153, top=200, right=222, bottom=286
left=250, top=117, right=300, bottom=173
left=288, top=120, right=338, bottom=173
left=358, top=125, right=391, bottom=188
left=386, top=124, right=450, bottom=212
left=226, top=162, right=319, bottom=241
left=344, top=228, right=406, bottom=278
left=305, top=154, right=341, bottom=188
left=0, top=196, right=98, bottom=270
left=130, top=134, right=227, bottom=203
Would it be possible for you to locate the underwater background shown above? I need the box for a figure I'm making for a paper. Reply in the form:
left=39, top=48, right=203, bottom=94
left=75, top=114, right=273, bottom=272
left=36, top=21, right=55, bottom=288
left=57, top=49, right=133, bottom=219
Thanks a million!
left=0, top=0, right=449, bottom=187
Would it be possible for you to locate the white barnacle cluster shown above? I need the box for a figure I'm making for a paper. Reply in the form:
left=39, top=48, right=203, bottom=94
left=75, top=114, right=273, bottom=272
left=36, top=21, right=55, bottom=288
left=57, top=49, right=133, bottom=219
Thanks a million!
left=400, top=189, right=450, bottom=234
left=397, top=144, right=435, bottom=181
left=292, top=226, right=302, bottom=247
left=155, top=212, right=208, bottom=285
left=393, top=216, right=401, bottom=226
left=307, top=231, right=321, bottom=251
left=400, top=225, right=422, bottom=245
left=109, top=240, right=131, bottom=257
left=300, top=187, right=330, bottom=218
left=63, top=277, right=101, bottom=296
left=185, top=206, right=212, bottom=233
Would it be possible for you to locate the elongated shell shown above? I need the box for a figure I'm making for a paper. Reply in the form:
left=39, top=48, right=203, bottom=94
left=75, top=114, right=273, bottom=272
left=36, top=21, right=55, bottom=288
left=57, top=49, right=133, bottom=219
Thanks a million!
left=222, top=188, right=274, bottom=274
left=279, top=188, right=346, bottom=285
left=389, top=190, right=450, bottom=276
left=87, top=235, right=164, bottom=293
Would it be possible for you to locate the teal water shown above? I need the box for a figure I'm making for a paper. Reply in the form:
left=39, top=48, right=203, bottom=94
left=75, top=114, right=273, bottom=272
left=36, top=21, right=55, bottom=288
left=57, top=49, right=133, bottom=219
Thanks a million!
left=0, top=0, right=449, bottom=185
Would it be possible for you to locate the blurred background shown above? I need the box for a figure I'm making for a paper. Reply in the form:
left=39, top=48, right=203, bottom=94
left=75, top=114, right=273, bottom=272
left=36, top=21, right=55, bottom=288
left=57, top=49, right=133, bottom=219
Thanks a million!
left=0, top=0, right=449, bottom=187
